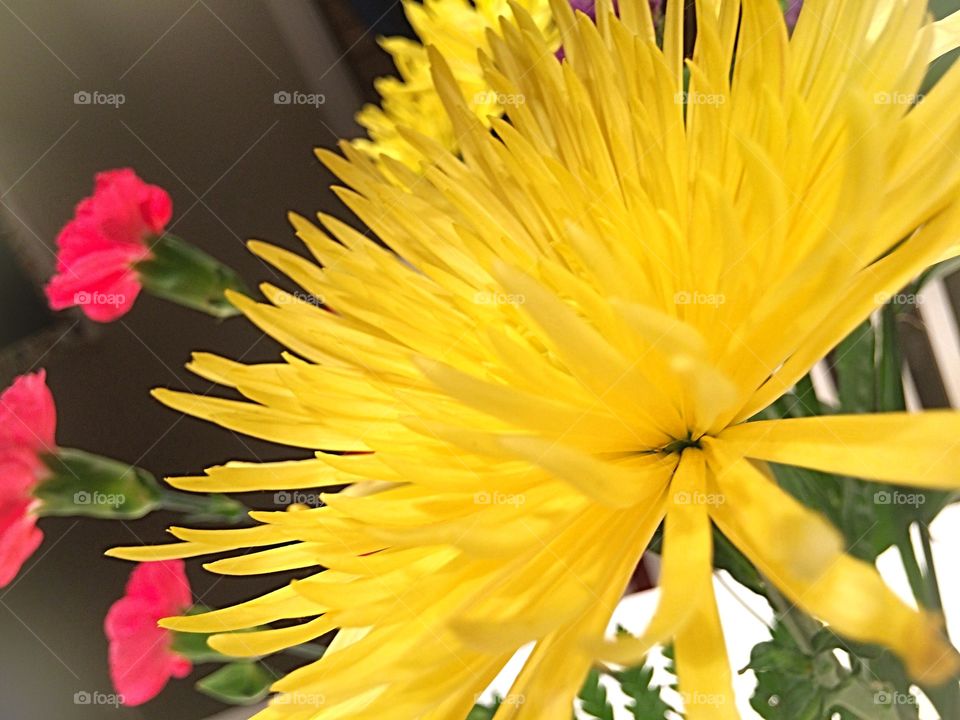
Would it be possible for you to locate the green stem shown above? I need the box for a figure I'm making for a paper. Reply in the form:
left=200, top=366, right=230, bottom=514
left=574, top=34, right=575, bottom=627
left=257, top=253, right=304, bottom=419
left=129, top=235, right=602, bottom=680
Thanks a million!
left=918, top=523, right=945, bottom=614
left=281, top=642, right=327, bottom=661
left=896, top=528, right=930, bottom=609
left=895, top=527, right=959, bottom=720
left=157, top=487, right=248, bottom=523
left=766, top=584, right=814, bottom=654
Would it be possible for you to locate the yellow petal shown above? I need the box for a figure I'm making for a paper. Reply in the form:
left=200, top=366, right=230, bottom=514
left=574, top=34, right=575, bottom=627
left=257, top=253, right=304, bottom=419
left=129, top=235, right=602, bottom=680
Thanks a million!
left=209, top=615, right=337, bottom=658
left=160, top=584, right=319, bottom=633
left=705, top=440, right=959, bottom=683
left=720, top=412, right=960, bottom=488
left=673, top=566, right=738, bottom=720
left=594, top=449, right=711, bottom=665
left=167, top=458, right=346, bottom=493
left=929, top=10, right=960, bottom=62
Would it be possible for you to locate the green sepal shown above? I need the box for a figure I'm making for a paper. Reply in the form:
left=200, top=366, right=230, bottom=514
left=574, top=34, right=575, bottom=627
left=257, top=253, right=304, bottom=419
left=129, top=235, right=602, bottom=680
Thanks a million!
left=36, top=448, right=162, bottom=519
left=195, top=662, right=274, bottom=706
left=136, top=234, right=249, bottom=318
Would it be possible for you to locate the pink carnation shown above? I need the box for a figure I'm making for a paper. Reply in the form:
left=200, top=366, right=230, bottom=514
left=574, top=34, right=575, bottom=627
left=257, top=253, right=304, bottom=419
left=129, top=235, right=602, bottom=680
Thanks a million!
left=0, top=371, right=56, bottom=587
left=45, top=169, right=172, bottom=322
left=105, top=560, right=193, bottom=706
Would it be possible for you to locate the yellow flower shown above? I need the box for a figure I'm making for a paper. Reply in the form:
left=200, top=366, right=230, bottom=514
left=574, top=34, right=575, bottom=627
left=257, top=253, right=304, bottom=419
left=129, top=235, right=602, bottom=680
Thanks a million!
left=111, top=0, right=960, bottom=717
left=353, top=0, right=556, bottom=169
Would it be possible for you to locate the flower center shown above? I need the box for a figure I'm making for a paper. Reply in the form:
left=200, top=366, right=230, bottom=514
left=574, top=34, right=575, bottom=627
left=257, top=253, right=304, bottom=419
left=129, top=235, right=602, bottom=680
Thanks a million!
left=660, top=435, right=703, bottom=455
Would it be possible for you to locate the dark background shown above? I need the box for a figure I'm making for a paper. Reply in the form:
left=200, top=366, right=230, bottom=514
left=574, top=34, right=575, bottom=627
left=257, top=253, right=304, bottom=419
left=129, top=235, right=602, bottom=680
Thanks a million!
left=0, top=2, right=407, bottom=718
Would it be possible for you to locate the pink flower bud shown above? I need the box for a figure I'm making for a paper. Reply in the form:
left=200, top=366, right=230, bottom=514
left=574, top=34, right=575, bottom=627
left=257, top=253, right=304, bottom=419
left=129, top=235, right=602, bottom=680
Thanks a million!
left=105, top=560, right=193, bottom=706
left=45, top=169, right=172, bottom=322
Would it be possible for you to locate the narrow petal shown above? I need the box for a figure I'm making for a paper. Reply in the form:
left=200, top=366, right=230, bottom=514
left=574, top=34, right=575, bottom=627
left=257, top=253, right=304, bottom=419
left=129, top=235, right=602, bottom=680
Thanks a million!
left=673, top=573, right=738, bottom=720
left=594, top=449, right=711, bottom=665
left=705, top=440, right=959, bottom=684
left=930, top=10, right=960, bottom=61
left=720, top=413, right=960, bottom=488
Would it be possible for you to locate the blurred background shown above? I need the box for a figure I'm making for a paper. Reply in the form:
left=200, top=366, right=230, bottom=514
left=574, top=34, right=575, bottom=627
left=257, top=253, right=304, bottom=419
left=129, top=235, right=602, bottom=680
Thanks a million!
left=0, top=1, right=958, bottom=719
left=0, top=1, right=411, bottom=717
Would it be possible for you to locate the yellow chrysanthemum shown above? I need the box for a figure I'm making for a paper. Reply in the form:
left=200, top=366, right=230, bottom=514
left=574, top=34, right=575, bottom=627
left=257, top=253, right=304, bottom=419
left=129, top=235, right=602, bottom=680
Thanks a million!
left=112, top=0, right=960, bottom=717
left=353, top=0, right=556, bottom=168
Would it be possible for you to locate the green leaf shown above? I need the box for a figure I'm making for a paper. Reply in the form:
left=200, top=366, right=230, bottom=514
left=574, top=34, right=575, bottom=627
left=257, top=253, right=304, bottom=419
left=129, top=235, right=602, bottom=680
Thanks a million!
left=467, top=696, right=502, bottom=720
left=35, top=448, right=162, bottom=519
left=835, top=320, right=876, bottom=413
left=615, top=664, right=674, bottom=719
left=748, top=624, right=824, bottom=720
left=195, top=662, right=274, bottom=706
left=136, top=233, right=249, bottom=318
left=578, top=668, right=615, bottom=720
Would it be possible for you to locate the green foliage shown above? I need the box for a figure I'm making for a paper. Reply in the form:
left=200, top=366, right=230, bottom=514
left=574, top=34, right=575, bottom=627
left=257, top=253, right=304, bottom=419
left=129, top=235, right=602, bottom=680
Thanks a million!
left=468, top=647, right=673, bottom=720
left=467, top=696, right=501, bottom=720
left=195, top=662, right=274, bottom=706
left=749, top=622, right=921, bottom=720
left=614, top=663, right=675, bottom=719
left=578, top=668, right=615, bottom=720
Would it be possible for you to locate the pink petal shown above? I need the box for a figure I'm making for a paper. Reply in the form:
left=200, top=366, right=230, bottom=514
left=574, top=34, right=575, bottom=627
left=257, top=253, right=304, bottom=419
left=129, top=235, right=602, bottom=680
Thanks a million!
left=104, top=560, right=193, bottom=706
left=47, top=169, right=171, bottom=323
left=0, top=499, right=42, bottom=588
left=0, top=453, right=43, bottom=502
left=0, top=371, right=56, bottom=452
